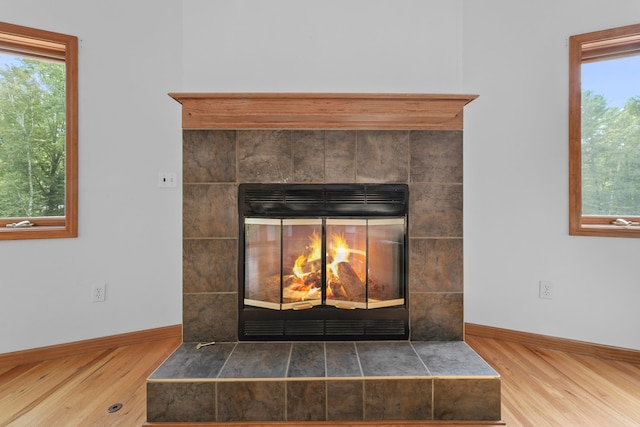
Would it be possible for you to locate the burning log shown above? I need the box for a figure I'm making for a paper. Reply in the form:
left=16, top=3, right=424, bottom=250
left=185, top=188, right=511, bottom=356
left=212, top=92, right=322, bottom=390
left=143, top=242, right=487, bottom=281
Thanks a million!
left=304, top=271, right=322, bottom=288
left=283, top=271, right=321, bottom=291
left=292, top=257, right=321, bottom=276
left=330, top=261, right=366, bottom=301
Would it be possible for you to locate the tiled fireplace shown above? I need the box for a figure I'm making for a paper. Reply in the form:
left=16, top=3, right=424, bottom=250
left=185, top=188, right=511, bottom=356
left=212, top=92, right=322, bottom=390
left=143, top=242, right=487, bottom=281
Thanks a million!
left=145, top=93, right=502, bottom=425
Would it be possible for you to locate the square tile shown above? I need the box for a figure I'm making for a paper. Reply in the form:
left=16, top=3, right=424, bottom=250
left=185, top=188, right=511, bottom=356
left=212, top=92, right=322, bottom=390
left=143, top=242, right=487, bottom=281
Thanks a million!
left=409, top=183, right=463, bottom=237
left=433, top=378, right=501, bottom=421
left=217, top=381, right=286, bottom=421
left=183, top=184, right=237, bottom=238
left=412, top=341, right=498, bottom=377
left=410, top=292, right=463, bottom=341
left=147, top=382, right=216, bottom=422
left=326, top=342, right=362, bottom=377
left=356, top=130, right=409, bottom=183
left=287, top=380, right=327, bottom=421
left=356, top=341, right=428, bottom=376
left=288, top=342, right=326, bottom=377
left=293, top=130, right=325, bottom=182
left=327, top=380, right=363, bottom=421
left=183, top=293, right=237, bottom=342
left=409, top=238, right=463, bottom=293
left=183, top=130, right=236, bottom=183
left=219, top=342, right=291, bottom=378
left=149, top=342, right=236, bottom=379
left=410, top=130, right=462, bottom=183
left=364, top=379, right=432, bottom=421
left=183, top=238, right=236, bottom=293
left=238, top=130, right=292, bottom=182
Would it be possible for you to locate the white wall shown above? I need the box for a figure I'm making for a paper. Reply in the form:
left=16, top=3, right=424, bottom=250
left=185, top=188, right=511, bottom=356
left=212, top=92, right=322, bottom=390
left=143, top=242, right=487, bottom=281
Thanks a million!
left=463, top=0, right=640, bottom=349
left=0, top=0, right=183, bottom=353
left=181, top=0, right=463, bottom=93
left=2, top=0, right=639, bottom=353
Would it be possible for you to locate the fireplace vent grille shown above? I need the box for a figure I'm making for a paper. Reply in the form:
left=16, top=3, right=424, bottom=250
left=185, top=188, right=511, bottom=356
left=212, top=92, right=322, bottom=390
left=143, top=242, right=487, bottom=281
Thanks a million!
left=243, top=320, right=285, bottom=336
left=284, top=320, right=325, bottom=336
left=243, top=319, right=407, bottom=340
left=240, top=183, right=408, bottom=217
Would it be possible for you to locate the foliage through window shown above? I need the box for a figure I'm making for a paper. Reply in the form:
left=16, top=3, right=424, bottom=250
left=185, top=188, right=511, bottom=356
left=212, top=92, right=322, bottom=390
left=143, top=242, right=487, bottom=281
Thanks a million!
left=0, top=22, right=77, bottom=240
left=569, top=23, right=640, bottom=237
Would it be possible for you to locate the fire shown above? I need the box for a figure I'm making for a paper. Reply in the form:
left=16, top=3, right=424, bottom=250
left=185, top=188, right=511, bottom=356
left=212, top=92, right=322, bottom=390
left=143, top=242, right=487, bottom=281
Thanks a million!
left=292, top=230, right=322, bottom=279
left=327, top=233, right=349, bottom=278
left=286, top=229, right=365, bottom=303
left=293, top=231, right=352, bottom=281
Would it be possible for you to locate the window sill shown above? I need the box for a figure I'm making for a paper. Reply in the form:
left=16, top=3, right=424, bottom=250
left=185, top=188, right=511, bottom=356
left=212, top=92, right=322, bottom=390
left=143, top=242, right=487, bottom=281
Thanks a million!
left=0, top=225, right=77, bottom=240
left=570, top=223, right=640, bottom=238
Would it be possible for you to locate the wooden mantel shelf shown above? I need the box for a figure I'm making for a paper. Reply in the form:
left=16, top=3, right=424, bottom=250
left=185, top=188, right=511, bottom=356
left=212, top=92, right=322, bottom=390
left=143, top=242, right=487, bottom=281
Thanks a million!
left=169, top=92, right=477, bottom=130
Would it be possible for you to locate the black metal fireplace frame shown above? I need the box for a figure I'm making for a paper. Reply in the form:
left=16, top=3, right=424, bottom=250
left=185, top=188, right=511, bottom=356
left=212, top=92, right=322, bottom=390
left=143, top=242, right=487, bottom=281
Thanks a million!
left=237, top=183, right=410, bottom=341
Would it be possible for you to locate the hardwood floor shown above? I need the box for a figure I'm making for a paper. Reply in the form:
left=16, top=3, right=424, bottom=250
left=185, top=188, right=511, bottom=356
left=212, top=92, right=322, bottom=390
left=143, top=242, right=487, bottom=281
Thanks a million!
left=465, top=335, right=640, bottom=427
left=1, top=334, right=639, bottom=426
left=0, top=336, right=181, bottom=427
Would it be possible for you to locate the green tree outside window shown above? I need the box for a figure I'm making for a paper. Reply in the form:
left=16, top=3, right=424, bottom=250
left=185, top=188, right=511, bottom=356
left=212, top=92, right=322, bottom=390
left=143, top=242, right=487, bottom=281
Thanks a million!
left=0, top=55, right=67, bottom=219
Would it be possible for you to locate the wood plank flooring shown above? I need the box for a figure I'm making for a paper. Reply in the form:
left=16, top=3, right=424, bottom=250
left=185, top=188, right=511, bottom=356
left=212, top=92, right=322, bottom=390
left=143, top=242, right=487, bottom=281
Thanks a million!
left=0, top=336, right=181, bottom=427
left=465, top=335, right=640, bottom=427
left=1, top=334, right=639, bottom=426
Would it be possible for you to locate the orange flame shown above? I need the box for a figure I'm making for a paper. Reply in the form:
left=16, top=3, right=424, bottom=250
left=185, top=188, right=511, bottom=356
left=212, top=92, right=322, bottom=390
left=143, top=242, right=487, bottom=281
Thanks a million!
left=327, top=233, right=350, bottom=278
left=293, top=230, right=322, bottom=279
left=290, top=231, right=357, bottom=301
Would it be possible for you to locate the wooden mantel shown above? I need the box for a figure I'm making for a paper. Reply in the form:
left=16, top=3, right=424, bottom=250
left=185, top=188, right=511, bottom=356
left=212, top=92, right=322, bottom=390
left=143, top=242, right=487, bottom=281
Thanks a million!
left=169, top=92, right=477, bottom=130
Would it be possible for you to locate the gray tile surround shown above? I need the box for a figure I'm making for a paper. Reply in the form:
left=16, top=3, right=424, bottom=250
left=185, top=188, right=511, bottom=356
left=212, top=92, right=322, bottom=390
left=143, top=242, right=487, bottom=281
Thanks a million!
left=182, top=129, right=465, bottom=343
left=164, top=128, right=503, bottom=423
left=148, top=341, right=500, bottom=423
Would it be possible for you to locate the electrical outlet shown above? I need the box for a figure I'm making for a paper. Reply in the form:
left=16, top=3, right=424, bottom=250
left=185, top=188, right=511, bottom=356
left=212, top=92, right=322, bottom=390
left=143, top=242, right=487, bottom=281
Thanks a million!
left=539, top=281, right=553, bottom=300
left=91, top=283, right=106, bottom=302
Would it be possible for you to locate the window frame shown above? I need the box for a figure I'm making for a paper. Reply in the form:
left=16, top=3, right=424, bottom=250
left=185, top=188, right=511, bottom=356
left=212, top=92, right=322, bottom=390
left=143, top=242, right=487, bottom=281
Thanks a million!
left=0, top=22, right=78, bottom=240
left=569, top=23, right=640, bottom=238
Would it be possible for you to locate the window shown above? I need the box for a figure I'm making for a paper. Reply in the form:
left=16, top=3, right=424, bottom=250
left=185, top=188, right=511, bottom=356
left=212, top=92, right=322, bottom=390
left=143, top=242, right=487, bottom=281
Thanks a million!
left=0, top=22, right=77, bottom=240
left=569, top=23, right=640, bottom=237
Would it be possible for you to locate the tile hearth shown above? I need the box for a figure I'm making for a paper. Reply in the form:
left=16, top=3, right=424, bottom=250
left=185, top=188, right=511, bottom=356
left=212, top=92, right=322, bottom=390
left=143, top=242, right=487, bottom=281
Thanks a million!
left=147, top=340, right=500, bottom=423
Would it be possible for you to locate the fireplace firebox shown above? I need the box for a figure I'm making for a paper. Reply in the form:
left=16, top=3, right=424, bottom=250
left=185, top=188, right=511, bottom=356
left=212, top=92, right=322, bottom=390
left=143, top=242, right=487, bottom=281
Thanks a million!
left=238, top=183, right=409, bottom=340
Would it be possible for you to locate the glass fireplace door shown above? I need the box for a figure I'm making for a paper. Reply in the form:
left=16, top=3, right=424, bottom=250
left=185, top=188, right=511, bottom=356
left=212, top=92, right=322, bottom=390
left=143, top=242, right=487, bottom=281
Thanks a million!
left=244, top=218, right=282, bottom=310
left=281, top=219, right=324, bottom=310
left=325, top=218, right=405, bottom=309
left=367, top=218, right=405, bottom=308
left=243, top=217, right=405, bottom=311
left=325, top=219, right=368, bottom=309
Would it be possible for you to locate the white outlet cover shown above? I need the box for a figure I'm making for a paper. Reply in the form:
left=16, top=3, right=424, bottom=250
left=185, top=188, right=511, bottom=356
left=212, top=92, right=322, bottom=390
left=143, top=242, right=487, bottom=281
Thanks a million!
left=92, top=283, right=106, bottom=302
left=539, top=281, right=553, bottom=300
